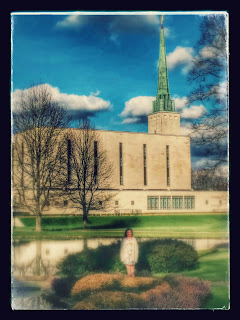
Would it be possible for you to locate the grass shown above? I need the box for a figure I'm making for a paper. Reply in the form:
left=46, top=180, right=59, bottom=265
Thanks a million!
left=13, top=214, right=229, bottom=239
left=204, top=285, right=230, bottom=309
left=154, top=247, right=230, bottom=309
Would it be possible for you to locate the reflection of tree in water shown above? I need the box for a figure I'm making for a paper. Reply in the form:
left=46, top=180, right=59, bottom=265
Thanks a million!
left=12, top=296, right=51, bottom=310
left=13, top=241, right=57, bottom=277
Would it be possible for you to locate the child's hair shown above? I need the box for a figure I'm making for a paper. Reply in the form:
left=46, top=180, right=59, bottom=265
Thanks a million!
left=124, top=228, right=133, bottom=237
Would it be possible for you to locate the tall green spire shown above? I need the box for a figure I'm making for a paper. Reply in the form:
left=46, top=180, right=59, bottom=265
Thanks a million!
left=152, top=16, right=175, bottom=113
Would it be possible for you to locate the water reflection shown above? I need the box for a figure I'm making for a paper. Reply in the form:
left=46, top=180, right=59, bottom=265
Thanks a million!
left=12, top=237, right=228, bottom=278
left=12, top=292, right=51, bottom=310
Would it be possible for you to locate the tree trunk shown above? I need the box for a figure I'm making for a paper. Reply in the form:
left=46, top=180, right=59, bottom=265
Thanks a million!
left=35, top=215, right=42, bottom=232
left=83, top=238, right=88, bottom=250
left=36, top=240, right=42, bottom=276
left=82, top=205, right=88, bottom=228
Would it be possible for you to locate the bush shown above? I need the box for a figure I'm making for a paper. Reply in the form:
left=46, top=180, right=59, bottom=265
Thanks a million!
left=139, top=239, right=199, bottom=273
left=57, top=241, right=126, bottom=276
left=70, top=273, right=211, bottom=310
left=51, top=276, right=77, bottom=297
left=71, top=273, right=123, bottom=295
left=72, top=291, right=146, bottom=310
left=57, top=239, right=199, bottom=277
left=42, top=273, right=211, bottom=310
left=145, top=275, right=211, bottom=309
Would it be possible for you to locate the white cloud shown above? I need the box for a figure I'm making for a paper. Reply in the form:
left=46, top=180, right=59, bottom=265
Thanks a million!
left=209, top=81, right=228, bottom=101
left=121, top=96, right=155, bottom=123
left=56, top=15, right=89, bottom=29
left=172, top=96, right=188, bottom=110
left=181, top=105, right=206, bottom=119
left=192, top=158, right=218, bottom=169
left=192, top=158, right=229, bottom=173
left=167, top=46, right=194, bottom=70
left=122, top=117, right=140, bottom=124
left=56, top=14, right=162, bottom=32
left=120, top=95, right=207, bottom=124
left=12, top=84, right=111, bottom=116
left=163, top=27, right=171, bottom=38
left=199, top=46, right=217, bottom=58
left=180, top=122, right=192, bottom=136
left=56, top=14, right=173, bottom=37
left=90, top=90, right=101, bottom=96
left=173, top=95, right=206, bottom=120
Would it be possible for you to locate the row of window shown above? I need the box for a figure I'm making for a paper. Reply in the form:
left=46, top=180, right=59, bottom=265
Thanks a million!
left=59, top=197, right=194, bottom=209
left=148, top=196, right=195, bottom=210
left=62, top=197, right=194, bottom=209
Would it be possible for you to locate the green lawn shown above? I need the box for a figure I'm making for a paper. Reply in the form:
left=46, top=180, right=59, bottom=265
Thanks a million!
left=154, top=248, right=230, bottom=309
left=183, top=248, right=230, bottom=309
left=13, top=214, right=229, bottom=239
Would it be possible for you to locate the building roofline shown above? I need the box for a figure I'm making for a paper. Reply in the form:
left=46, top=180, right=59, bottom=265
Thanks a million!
left=148, top=111, right=181, bottom=116
left=12, top=126, right=189, bottom=138
left=67, top=127, right=189, bottom=138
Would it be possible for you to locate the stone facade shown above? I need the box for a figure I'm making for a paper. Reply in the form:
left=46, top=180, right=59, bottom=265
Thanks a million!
left=95, top=129, right=191, bottom=191
left=148, top=112, right=181, bottom=135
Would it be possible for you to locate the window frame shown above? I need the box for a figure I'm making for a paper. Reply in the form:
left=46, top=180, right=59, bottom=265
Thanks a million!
left=160, top=196, right=171, bottom=209
left=172, top=196, right=183, bottom=209
left=184, top=196, right=195, bottom=209
left=147, top=196, right=159, bottom=210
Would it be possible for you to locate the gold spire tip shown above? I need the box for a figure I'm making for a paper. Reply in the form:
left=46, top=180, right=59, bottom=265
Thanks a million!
left=161, top=15, right=164, bottom=25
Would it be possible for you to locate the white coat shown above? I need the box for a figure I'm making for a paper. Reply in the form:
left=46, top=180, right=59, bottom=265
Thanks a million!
left=120, top=237, right=139, bottom=265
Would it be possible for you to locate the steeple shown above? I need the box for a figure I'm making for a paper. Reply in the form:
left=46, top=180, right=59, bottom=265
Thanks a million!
left=152, top=15, right=175, bottom=113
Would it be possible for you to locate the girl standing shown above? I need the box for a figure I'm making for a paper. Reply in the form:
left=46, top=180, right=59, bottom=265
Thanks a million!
left=120, top=228, right=139, bottom=277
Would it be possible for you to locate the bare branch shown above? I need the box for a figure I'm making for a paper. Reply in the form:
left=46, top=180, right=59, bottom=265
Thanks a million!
left=57, top=119, right=116, bottom=225
left=187, top=15, right=228, bottom=176
left=12, top=84, right=70, bottom=231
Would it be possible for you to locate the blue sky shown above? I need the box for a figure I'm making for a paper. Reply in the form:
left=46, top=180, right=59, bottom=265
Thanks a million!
left=11, top=12, right=228, bottom=170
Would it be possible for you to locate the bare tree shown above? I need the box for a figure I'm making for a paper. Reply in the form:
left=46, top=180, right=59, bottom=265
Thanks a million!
left=60, top=119, right=115, bottom=227
left=187, top=15, right=228, bottom=174
left=12, top=84, right=70, bottom=231
left=191, top=168, right=228, bottom=191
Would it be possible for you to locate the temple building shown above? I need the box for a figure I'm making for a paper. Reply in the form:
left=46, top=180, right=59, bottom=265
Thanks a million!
left=13, top=17, right=228, bottom=215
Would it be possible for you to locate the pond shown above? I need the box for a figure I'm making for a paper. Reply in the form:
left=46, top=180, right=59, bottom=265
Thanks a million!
left=11, top=237, right=229, bottom=310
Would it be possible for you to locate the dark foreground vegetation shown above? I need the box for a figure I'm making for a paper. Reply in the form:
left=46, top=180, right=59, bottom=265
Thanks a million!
left=42, top=239, right=209, bottom=309
left=57, top=239, right=199, bottom=277
left=43, top=273, right=211, bottom=310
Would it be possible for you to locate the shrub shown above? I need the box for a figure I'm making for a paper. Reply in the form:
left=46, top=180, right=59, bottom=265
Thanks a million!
left=71, top=273, right=161, bottom=296
left=57, top=241, right=126, bottom=276
left=71, top=273, right=123, bottom=295
left=140, top=282, right=171, bottom=300
left=51, top=276, right=77, bottom=297
left=43, top=272, right=211, bottom=310
left=119, top=276, right=159, bottom=290
left=70, top=273, right=211, bottom=310
left=57, top=249, right=98, bottom=276
left=145, top=275, right=211, bottom=309
left=141, top=239, right=199, bottom=273
left=57, top=239, right=199, bottom=277
left=72, top=291, right=146, bottom=310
